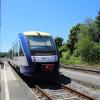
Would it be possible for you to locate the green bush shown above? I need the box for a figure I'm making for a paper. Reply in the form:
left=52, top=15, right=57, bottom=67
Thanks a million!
left=61, top=51, right=82, bottom=65
left=75, top=32, right=100, bottom=64
left=89, top=43, right=100, bottom=63
left=59, top=44, right=67, bottom=52
left=62, top=51, right=70, bottom=60
left=69, top=56, right=81, bottom=64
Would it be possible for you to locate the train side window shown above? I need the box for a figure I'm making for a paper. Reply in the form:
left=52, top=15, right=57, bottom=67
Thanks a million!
left=13, top=45, right=16, bottom=57
left=12, top=47, right=14, bottom=57
left=16, top=42, right=18, bottom=56
left=19, top=41, right=24, bottom=56
left=14, top=43, right=18, bottom=57
left=9, top=49, right=13, bottom=58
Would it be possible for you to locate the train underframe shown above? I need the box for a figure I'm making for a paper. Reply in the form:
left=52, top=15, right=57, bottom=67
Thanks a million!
left=12, top=61, right=60, bottom=80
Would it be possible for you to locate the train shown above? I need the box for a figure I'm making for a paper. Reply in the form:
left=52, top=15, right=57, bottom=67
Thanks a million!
left=9, top=31, right=60, bottom=80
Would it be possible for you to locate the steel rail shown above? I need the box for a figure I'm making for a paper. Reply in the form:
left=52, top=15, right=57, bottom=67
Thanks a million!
left=8, top=61, right=53, bottom=100
left=61, top=64, right=100, bottom=73
left=35, top=85, right=54, bottom=100
left=54, top=81, right=95, bottom=100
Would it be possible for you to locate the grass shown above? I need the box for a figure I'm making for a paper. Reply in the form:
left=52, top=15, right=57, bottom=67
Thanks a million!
left=60, top=51, right=100, bottom=67
left=61, top=51, right=82, bottom=65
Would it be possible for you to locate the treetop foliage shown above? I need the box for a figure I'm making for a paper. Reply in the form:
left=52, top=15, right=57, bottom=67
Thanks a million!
left=0, top=52, right=8, bottom=57
left=54, top=36, right=63, bottom=48
left=66, top=10, right=100, bottom=64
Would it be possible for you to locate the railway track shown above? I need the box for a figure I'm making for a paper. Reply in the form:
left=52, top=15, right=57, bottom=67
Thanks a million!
left=32, top=81, right=95, bottom=100
left=61, top=64, right=100, bottom=74
left=7, top=61, right=98, bottom=100
left=33, top=85, right=53, bottom=100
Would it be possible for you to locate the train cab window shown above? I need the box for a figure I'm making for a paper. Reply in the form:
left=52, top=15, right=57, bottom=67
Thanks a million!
left=19, top=41, right=24, bottom=56
left=27, top=36, right=55, bottom=48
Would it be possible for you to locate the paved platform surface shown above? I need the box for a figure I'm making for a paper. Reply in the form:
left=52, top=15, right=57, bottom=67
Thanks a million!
left=0, top=64, right=1, bottom=98
left=1, top=62, right=37, bottom=100
left=60, top=68, right=100, bottom=87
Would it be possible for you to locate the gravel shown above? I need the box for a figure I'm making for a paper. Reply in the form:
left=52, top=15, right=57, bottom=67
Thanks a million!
left=33, top=74, right=100, bottom=100
left=65, top=79, right=100, bottom=100
left=44, top=86, right=83, bottom=100
left=34, top=82, right=84, bottom=100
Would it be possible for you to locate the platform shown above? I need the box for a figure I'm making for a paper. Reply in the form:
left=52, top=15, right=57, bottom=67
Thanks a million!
left=1, top=61, right=37, bottom=100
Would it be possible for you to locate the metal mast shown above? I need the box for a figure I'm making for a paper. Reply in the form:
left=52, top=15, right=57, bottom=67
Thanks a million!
left=0, top=0, right=1, bottom=52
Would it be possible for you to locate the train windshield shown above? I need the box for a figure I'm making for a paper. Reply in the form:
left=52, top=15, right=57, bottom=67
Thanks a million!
left=27, top=36, right=55, bottom=48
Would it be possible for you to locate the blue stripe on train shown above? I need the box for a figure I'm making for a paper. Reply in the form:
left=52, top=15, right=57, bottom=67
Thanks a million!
left=18, top=33, right=32, bottom=66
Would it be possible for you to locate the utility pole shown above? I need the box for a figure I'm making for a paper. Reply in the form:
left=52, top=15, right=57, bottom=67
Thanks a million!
left=0, top=0, right=1, bottom=53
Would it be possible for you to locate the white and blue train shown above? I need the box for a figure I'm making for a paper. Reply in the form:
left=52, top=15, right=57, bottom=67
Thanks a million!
left=9, top=31, right=60, bottom=79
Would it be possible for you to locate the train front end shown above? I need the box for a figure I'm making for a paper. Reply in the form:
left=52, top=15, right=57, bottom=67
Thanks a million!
left=24, top=31, right=60, bottom=80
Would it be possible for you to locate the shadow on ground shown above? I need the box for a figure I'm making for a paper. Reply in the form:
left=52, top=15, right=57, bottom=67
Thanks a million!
left=56, top=74, right=71, bottom=85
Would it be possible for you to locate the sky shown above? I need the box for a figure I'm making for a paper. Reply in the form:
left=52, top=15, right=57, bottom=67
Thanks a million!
left=1, top=0, right=100, bottom=52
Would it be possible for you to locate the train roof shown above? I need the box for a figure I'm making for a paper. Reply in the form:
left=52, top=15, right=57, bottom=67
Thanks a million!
left=23, top=31, right=51, bottom=36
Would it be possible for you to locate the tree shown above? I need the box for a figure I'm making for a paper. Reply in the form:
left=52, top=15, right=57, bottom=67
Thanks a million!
left=84, top=18, right=100, bottom=43
left=54, top=36, right=63, bottom=48
left=95, top=10, right=100, bottom=42
left=59, top=43, right=68, bottom=52
left=67, top=23, right=83, bottom=54
left=65, top=10, right=100, bottom=64
left=0, top=52, right=8, bottom=57
left=75, top=31, right=93, bottom=62
left=75, top=23, right=100, bottom=63
left=95, top=10, right=100, bottom=29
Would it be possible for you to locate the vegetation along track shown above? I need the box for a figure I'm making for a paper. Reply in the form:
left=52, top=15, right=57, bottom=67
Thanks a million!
left=61, top=64, right=100, bottom=75
left=32, top=81, right=95, bottom=100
